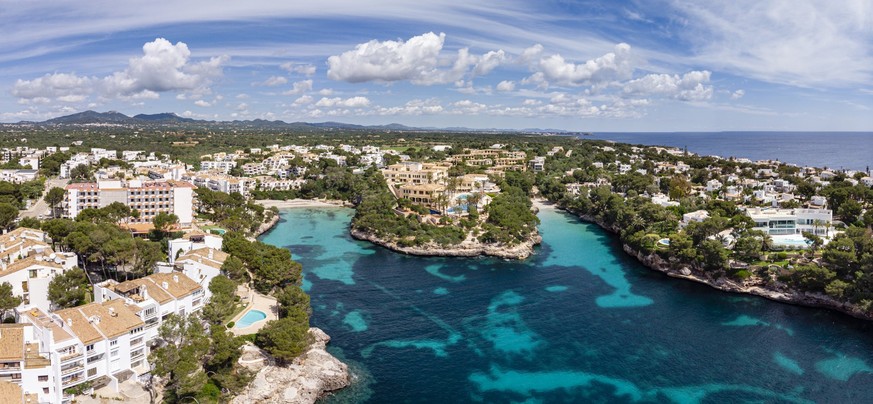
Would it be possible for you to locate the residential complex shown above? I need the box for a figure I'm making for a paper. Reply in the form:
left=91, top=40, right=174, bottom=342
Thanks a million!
left=64, top=179, right=195, bottom=226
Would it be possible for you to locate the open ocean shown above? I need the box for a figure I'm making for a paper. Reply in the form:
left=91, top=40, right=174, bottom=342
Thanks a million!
left=587, top=132, right=873, bottom=171
left=260, top=207, right=873, bottom=403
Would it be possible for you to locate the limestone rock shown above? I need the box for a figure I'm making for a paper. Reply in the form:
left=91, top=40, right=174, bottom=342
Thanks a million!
left=232, top=328, right=350, bottom=404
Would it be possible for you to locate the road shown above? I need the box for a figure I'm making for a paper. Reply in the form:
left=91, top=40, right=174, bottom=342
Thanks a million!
left=20, top=177, right=68, bottom=219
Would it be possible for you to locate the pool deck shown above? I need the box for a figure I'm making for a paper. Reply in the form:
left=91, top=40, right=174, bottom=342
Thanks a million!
left=230, top=284, right=279, bottom=336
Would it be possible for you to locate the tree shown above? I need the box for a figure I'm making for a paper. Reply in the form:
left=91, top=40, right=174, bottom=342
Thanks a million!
left=0, top=282, right=22, bottom=321
left=48, top=267, right=90, bottom=309
left=276, top=285, right=311, bottom=317
left=202, top=275, right=237, bottom=325
left=221, top=255, right=248, bottom=282
left=255, top=308, right=310, bottom=364
left=699, top=239, right=729, bottom=271
left=69, top=164, right=93, bottom=181
left=0, top=203, right=18, bottom=231
left=150, top=314, right=210, bottom=401
left=44, top=187, right=65, bottom=218
left=733, top=236, right=763, bottom=263
left=153, top=212, right=179, bottom=237
left=18, top=217, right=41, bottom=229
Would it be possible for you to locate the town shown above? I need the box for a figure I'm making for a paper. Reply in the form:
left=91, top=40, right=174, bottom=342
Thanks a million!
left=1, top=129, right=872, bottom=403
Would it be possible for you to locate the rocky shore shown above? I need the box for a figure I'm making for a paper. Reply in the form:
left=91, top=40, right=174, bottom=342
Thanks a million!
left=548, top=201, right=873, bottom=322
left=232, top=328, right=351, bottom=404
left=350, top=227, right=542, bottom=260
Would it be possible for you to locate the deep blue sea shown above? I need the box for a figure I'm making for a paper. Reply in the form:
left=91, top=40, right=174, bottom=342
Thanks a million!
left=260, top=206, right=873, bottom=403
left=588, top=132, right=873, bottom=171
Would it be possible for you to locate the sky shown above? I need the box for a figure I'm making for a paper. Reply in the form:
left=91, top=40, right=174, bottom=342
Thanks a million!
left=1, top=0, right=872, bottom=131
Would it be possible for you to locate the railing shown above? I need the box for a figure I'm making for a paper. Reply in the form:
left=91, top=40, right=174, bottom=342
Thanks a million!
left=60, top=351, right=83, bottom=362
left=61, top=364, right=84, bottom=376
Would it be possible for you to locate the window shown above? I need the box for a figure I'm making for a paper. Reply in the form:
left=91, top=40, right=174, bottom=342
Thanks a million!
left=130, top=326, right=144, bottom=334
left=43, top=388, right=49, bottom=394
left=38, top=375, right=48, bottom=382
left=110, top=339, right=118, bottom=347
left=86, top=344, right=94, bottom=352
left=110, top=350, right=119, bottom=358
left=87, top=368, right=97, bottom=377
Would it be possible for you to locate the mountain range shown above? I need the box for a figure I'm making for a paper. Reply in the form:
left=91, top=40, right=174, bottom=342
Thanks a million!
left=11, top=110, right=575, bottom=134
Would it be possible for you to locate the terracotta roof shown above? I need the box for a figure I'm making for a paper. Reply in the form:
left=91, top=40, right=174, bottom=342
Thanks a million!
left=147, top=272, right=202, bottom=299
left=0, top=381, right=22, bottom=404
left=0, top=239, right=52, bottom=262
left=0, top=324, right=25, bottom=361
left=110, top=277, right=173, bottom=304
left=0, top=256, right=63, bottom=278
left=20, top=308, right=73, bottom=343
left=65, top=182, right=98, bottom=191
left=177, top=247, right=228, bottom=270
left=0, top=227, right=47, bottom=246
left=55, top=300, right=143, bottom=344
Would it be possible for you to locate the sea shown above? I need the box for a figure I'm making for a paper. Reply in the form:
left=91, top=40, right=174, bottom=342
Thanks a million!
left=260, top=206, right=873, bottom=403
left=587, top=132, right=873, bottom=171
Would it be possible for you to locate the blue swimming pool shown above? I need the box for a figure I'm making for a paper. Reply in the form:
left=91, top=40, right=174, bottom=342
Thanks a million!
left=236, top=309, right=267, bottom=328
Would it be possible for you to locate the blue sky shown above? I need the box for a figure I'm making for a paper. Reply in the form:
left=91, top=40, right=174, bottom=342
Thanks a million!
left=2, top=0, right=872, bottom=131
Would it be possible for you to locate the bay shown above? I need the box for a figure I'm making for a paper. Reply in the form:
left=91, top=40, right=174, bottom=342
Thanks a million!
left=260, top=206, right=873, bottom=403
left=588, top=132, right=873, bottom=171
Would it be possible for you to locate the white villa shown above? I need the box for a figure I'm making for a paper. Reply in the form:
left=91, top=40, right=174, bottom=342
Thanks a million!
left=746, top=207, right=832, bottom=237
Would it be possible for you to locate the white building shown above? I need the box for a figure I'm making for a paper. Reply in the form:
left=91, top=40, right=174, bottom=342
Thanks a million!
left=747, top=207, right=833, bottom=236
left=0, top=228, right=78, bottom=314
left=64, top=180, right=195, bottom=226
left=681, top=210, right=710, bottom=228
left=165, top=248, right=227, bottom=299
left=168, top=232, right=224, bottom=266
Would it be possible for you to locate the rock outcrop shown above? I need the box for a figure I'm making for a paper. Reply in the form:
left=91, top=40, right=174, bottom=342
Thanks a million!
left=350, top=228, right=542, bottom=260
left=554, top=203, right=873, bottom=322
left=232, top=328, right=350, bottom=404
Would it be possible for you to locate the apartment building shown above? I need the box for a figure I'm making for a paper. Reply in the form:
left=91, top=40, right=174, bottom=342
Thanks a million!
left=166, top=247, right=227, bottom=299
left=397, top=183, right=447, bottom=209
left=0, top=228, right=78, bottom=314
left=381, top=162, right=449, bottom=185
left=64, top=179, right=195, bottom=226
left=200, top=160, right=237, bottom=174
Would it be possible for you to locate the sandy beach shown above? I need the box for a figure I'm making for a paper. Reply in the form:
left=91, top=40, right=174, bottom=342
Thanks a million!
left=255, top=199, right=348, bottom=209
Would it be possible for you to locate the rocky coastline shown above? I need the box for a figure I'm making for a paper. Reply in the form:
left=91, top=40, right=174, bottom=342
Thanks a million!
left=232, top=328, right=351, bottom=404
left=549, top=202, right=873, bottom=322
left=349, top=227, right=542, bottom=260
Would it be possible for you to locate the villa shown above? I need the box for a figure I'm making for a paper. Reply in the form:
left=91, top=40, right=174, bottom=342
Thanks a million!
left=746, top=207, right=832, bottom=237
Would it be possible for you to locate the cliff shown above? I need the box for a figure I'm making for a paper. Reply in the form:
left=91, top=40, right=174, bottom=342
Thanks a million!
left=555, top=204, right=873, bottom=322
left=349, top=227, right=542, bottom=260
left=232, top=328, right=351, bottom=404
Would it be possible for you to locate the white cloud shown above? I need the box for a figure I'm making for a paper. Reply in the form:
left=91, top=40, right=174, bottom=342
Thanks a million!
left=315, top=96, right=371, bottom=107
left=236, top=102, right=248, bottom=111
left=318, top=89, right=335, bottom=96
left=292, top=95, right=313, bottom=106
left=731, top=89, right=745, bottom=100
left=671, top=1, right=873, bottom=87
left=327, top=32, right=506, bottom=85
left=496, top=80, right=515, bottom=92
left=280, top=62, right=316, bottom=76
left=377, top=99, right=444, bottom=115
left=530, top=43, right=633, bottom=87
left=258, top=76, right=288, bottom=87
left=623, top=70, right=713, bottom=101
left=194, top=99, right=211, bottom=107
left=12, top=38, right=228, bottom=103
left=282, top=79, right=313, bottom=95
left=473, top=50, right=506, bottom=76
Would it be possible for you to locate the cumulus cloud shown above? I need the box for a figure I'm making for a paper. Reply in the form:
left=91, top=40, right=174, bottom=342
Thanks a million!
left=496, top=81, right=515, bottom=92
left=12, top=38, right=227, bottom=103
left=315, top=96, right=371, bottom=108
left=327, top=32, right=506, bottom=85
left=377, top=99, right=444, bottom=115
left=258, top=76, right=288, bottom=87
left=292, top=95, right=313, bottom=106
left=194, top=99, right=211, bottom=107
left=623, top=70, right=713, bottom=101
left=528, top=43, right=633, bottom=87
left=280, top=62, right=317, bottom=76
left=282, top=79, right=313, bottom=95
left=731, top=89, right=745, bottom=99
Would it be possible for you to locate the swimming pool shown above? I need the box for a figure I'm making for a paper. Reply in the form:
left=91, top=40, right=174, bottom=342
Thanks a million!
left=236, top=309, right=267, bottom=328
left=771, top=234, right=812, bottom=247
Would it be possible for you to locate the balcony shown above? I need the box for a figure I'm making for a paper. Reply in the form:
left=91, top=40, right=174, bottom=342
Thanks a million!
left=61, top=363, right=84, bottom=376
left=60, top=351, right=83, bottom=362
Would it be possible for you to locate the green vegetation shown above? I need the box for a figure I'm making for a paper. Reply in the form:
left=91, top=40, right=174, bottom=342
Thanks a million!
left=0, top=282, right=22, bottom=321
left=47, top=267, right=91, bottom=309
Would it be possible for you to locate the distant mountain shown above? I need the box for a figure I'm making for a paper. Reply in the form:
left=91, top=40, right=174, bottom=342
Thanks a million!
left=44, top=110, right=133, bottom=124
left=133, top=112, right=196, bottom=123
left=18, top=110, right=571, bottom=134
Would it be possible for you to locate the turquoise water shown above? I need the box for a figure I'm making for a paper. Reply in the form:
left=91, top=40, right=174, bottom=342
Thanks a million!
left=260, top=207, right=873, bottom=403
left=236, top=309, right=266, bottom=328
